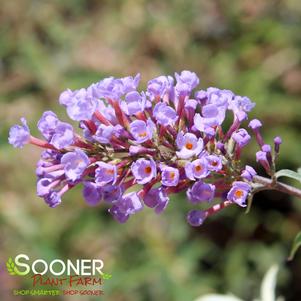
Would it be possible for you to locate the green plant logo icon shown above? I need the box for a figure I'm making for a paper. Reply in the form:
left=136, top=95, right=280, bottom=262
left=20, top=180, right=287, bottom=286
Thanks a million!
left=6, top=257, right=22, bottom=276
left=101, top=272, right=112, bottom=280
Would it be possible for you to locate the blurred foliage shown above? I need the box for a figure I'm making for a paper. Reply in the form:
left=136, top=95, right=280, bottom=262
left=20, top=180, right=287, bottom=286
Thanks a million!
left=0, top=0, right=301, bottom=300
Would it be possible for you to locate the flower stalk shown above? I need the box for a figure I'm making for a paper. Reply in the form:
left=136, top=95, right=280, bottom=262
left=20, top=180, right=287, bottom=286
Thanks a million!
left=253, top=175, right=301, bottom=199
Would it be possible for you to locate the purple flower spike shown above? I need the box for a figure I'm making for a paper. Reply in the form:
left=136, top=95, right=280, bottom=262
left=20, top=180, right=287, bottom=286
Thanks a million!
left=176, top=132, right=203, bottom=159
left=241, top=165, right=257, bottom=181
left=61, top=149, right=90, bottom=182
left=185, top=158, right=210, bottom=180
left=10, top=70, right=288, bottom=226
left=8, top=118, right=31, bottom=148
left=95, top=162, right=117, bottom=186
left=232, top=128, right=251, bottom=148
left=206, top=155, right=223, bottom=172
left=161, top=165, right=179, bottom=187
left=153, top=102, right=178, bottom=126
left=187, top=181, right=215, bottom=203
left=144, top=187, right=169, bottom=214
left=83, top=181, right=102, bottom=206
left=227, top=181, right=251, bottom=207
left=50, top=122, right=74, bottom=149
left=187, top=210, right=207, bottom=227
left=131, top=158, right=157, bottom=185
left=130, top=119, right=155, bottom=143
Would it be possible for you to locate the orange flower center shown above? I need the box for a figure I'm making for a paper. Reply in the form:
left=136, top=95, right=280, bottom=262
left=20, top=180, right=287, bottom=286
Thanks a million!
left=144, top=166, right=152, bottom=174
left=139, top=132, right=147, bottom=137
left=106, top=169, right=114, bottom=175
left=211, top=161, right=218, bottom=166
left=234, top=190, right=244, bottom=198
left=170, top=172, right=175, bottom=179
left=195, top=165, right=202, bottom=172
left=185, top=142, right=193, bottom=150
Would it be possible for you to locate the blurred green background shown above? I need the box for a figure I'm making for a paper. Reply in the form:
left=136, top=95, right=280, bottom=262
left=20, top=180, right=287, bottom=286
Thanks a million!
left=0, top=0, right=301, bottom=300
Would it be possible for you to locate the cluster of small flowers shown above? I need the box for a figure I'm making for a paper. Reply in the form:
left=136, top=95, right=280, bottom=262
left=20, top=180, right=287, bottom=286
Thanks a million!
left=8, top=71, right=282, bottom=226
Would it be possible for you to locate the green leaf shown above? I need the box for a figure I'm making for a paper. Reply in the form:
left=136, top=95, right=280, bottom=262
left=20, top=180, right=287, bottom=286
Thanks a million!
left=288, top=231, right=301, bottom=261
left=297, top=167, right=301, bottom=175
left=275, top=169, right=301, bottom=183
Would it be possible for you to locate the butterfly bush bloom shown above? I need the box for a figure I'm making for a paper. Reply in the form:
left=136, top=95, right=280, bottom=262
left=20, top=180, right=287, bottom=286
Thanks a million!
left=176, top=132, right=203, bottom=159
left=144, top=187, right=169, bottom=214
left=82, top=181, right=100, bottom=205
left=95, top=162, right=117, bottom=186
left=50, top=122, right=74, bottom=149
left=161, top=165, right=180, bottom=187
left=37, top=111, right=59, bottom=140
left=227, top=181, right=251, bottom=207
left=153, top=102, right=178, bottom=126
left=232, top=129, right=251, bottom=148
left=130, top=119, right=154, bottom=143
left=109, top=192, right=143, bottom=223
left=9, top=70, right=288, bottom=226
left=206, top=155, right=223, bottom=172
left=185, top=158, right=209, bottom=180
left=187, top=210, right=207, bottom=227
left=8, top=118, right=31, bottom=148
left=241, top=165, right=257, bottom=181
left=131, top=158, right=157, bottom=185
left=187, top=181, right=215, bottom=203
left=61, top=149, right=90, bottom=182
